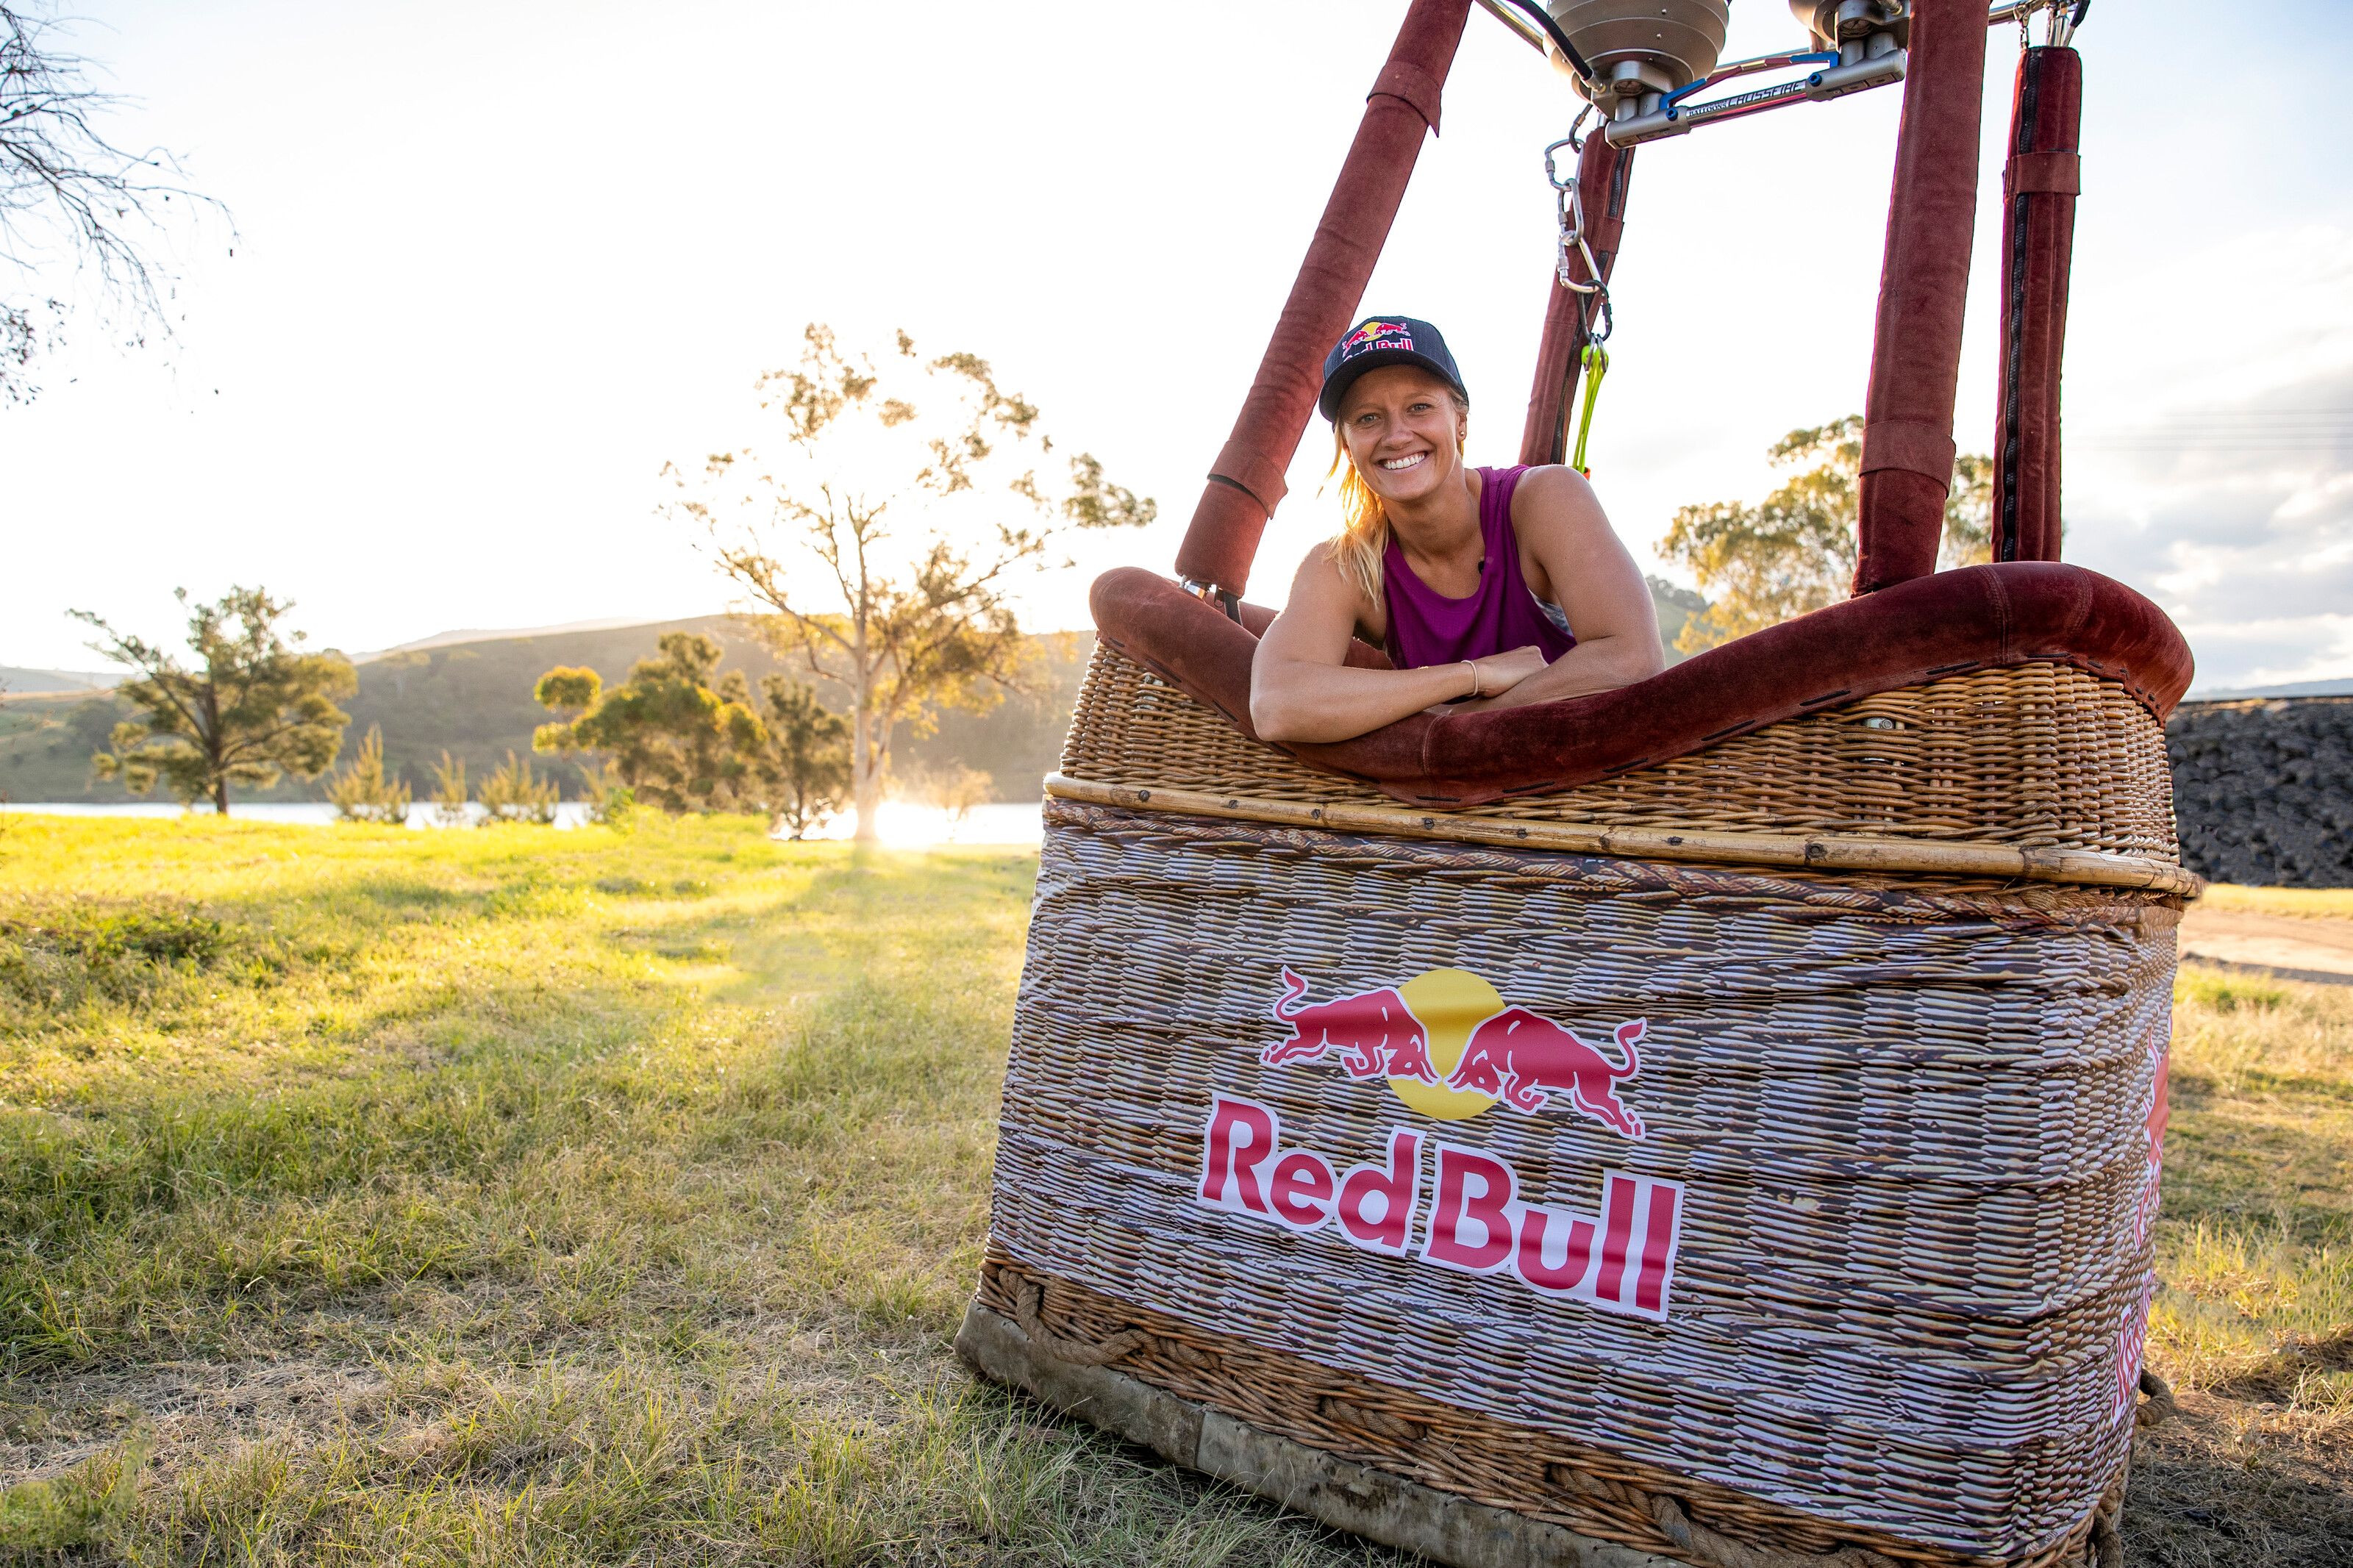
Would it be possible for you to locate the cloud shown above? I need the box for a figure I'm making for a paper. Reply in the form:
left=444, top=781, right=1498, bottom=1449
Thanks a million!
left=2062, top=246, right=2353, bottom=690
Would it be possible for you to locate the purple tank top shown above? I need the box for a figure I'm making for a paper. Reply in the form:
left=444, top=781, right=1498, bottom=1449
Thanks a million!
left=1381, top=465, right=1577, bottom=670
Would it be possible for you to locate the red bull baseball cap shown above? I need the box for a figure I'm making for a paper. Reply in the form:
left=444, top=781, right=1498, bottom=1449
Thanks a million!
left=1319, top=315, right=1467, bottom=420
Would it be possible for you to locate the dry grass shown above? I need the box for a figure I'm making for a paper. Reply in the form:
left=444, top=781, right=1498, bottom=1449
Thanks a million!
left=2131, top=928, right=2353, bottom=1565
left=0, top=820, right=2345, bottom=1564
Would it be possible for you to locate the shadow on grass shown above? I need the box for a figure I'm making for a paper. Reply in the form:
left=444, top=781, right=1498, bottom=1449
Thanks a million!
left=2126, top=1397, right=2353, bottom=1568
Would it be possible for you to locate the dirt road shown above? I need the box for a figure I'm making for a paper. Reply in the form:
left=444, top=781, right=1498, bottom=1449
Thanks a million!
left=2180, top=908, right=2353, bottom=985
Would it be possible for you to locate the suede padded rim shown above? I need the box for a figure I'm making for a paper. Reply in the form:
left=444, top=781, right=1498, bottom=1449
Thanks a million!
left=1089, top=561, right=2194, bottom=810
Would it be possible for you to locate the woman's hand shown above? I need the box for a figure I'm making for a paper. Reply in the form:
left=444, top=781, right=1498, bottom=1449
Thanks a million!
left=1469, top=645, right=1547, bottom=699
left=1254, top=543, right=1510, bottom=742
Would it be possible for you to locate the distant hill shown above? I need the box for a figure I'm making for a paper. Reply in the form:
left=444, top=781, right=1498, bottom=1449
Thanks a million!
left=0, top=665, right=118, bottom=695
left=354, top=618, right=665, bottom=660
left=1, top=617, right=1095, bottom=806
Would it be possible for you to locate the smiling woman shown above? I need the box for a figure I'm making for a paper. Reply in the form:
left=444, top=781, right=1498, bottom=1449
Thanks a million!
left=1246, top=315, right=1663, bottom=745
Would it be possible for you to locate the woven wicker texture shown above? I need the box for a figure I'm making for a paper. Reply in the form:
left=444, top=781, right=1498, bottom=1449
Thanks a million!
left=974, top=1261, right=2110, bottom=1568
left=1061, top=644, right=2181, bottom=859
left=988, top=801, right=2175, bottom=1561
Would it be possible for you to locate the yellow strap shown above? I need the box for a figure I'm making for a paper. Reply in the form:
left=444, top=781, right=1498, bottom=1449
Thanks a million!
left=1569, top=341, right=1609, bottom=476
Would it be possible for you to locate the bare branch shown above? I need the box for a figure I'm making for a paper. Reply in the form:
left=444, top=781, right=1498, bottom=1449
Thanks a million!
left=1, top=2, right=232, bottom=402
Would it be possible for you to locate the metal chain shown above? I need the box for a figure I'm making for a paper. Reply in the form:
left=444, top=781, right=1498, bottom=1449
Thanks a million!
left=1543, top=122, right=1603, bottom=296
left=1543, top=110, right=1613, bottom=344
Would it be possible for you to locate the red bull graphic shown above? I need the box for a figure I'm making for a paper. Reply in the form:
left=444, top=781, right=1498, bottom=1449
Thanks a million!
left=1264, top=967, right=1439, bottom=1084
left=1451, top=1012, right=1646, bottom=1138
left=1340, top=318, right=1414, bottom=357
left=1197, top=1095, right=1685, bottom=1320
left=1262, top=967, right=1648, bottom=1141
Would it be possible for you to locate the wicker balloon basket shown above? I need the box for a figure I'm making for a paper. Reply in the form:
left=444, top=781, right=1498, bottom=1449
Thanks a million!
left=958, top=643, right=2185, bottom=1568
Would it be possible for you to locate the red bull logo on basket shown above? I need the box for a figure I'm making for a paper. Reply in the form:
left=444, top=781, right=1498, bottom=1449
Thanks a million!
left=1207, top=967, right=1684, bottom=1319
left=1197, top=1095, right=1685, bottom=1321
left=1265, top=965, right=1647, bottom=1139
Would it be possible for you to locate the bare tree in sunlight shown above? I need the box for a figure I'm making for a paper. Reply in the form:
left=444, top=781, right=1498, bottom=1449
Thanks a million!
left=1, top=1, right=227, bottom=403
left=680, top=324, right=1154, bottom=842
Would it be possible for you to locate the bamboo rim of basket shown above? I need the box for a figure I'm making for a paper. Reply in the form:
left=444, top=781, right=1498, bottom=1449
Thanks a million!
left=1044, top=773, right=2203, bottom=896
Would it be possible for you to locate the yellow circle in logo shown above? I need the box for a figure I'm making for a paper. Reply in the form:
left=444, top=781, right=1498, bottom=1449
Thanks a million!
left=1390, top=968, right=1503, bottom=1120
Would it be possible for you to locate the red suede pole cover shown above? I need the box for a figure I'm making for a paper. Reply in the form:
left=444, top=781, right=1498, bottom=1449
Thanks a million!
left=1854, top=0, right=1989, bottom=595
left=1091, top=562, right=2191, bottom=807
left=1992, top=47, right=2082, bottom=565
left=1518, top=134, right=1636, bottom=466
left=1171, top=0, right=1474, bottom=598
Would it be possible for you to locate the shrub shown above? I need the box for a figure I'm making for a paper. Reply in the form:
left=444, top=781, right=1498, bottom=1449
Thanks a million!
left=429, top=750, right=471, bottom=827
left=478, top=750, right=560, bottom=826
left=325, top=724, right=412, bottom=825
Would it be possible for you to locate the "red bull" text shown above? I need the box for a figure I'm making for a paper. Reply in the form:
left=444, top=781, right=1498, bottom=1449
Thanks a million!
left=1197, top=1094, right=1685, bottom=1320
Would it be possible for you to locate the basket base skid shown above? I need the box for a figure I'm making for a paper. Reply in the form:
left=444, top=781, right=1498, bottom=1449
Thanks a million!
left=956, top=1300, right=1684, bottom=1568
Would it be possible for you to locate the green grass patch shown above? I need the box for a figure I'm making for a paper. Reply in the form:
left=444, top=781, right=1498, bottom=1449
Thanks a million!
left=0, top=815, right=1411, bottom=1565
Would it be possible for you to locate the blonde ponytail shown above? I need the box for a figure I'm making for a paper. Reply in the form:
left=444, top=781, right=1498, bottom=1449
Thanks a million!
left=1327, top=423, right=1389, bottom=609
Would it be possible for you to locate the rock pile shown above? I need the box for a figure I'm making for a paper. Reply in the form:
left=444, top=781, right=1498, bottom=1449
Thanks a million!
left=2168, top=696, right=2353, bottom=888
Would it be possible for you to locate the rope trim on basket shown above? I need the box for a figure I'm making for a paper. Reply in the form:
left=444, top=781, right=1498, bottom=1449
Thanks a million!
left=1012, top=1278, right=1147, bottom=1367
left=1045, top=774, right=2203, bottom=895
left=2135, top=1367, right=2177, bottom=1428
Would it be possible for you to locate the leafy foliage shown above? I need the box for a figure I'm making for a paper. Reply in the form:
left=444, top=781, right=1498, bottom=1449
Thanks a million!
left=533, top=635, right=856, bottom=836
left=685, top=323, right=1152, bottom=840
left=1660, top=418, right=1993, bottom=654
left=534, top=633, right=765, bottom=815
left=324, top=724, right=411, bottom=824
left=758, top=675, right=849, bottom=840
left=73, top=586, right=354, bottom=814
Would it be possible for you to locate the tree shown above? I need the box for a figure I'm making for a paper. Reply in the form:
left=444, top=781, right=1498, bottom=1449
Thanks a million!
left=326, top=724, right=410, bottom=825
left=532, top=634, right=766, bottom=815
left=757, top=675, right=849, bottom=840
left=684, top=324, right=1154, bottom=842
left=1660, top=417, right=1993, bottom=654
left=74, top=587, right=354, bottom=815
left=2, top=3, right=226, bottom=404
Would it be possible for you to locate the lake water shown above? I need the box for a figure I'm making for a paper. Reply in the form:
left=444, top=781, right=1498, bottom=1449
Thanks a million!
left=0, top=799, right=1048, bottom=847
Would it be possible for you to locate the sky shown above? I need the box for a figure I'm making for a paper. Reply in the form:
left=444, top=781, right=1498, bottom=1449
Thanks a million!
left=3, top=0, right=2349, bottom=691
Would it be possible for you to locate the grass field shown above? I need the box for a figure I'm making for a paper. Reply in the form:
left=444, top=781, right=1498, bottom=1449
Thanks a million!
left=1, top=815, right=2347, bottom=1565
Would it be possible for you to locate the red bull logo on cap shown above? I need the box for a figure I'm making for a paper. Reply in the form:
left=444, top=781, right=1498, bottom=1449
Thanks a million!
left=1340, top=318, right=1415, bottom=359
left=1264, top=966, right=1648, bottom=1139
left=1197, top=1095, right=1685, bottom=1320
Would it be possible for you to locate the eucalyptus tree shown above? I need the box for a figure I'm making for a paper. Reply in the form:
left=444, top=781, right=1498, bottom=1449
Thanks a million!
left=681, top=324, right=1153, bottom=841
